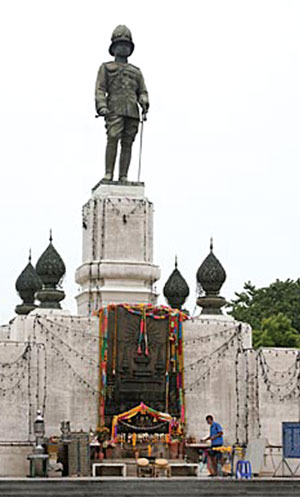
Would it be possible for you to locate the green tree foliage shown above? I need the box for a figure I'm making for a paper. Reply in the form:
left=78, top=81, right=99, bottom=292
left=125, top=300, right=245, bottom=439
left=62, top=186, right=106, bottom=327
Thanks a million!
left=228, top=279, right=300, bottom=348
left=253, top=313, right=300, bottom=348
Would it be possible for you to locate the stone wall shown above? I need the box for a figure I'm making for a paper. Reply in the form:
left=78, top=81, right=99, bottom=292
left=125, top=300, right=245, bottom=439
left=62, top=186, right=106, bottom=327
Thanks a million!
left=0, top=445, right=30, bottom=477
left=0, top=308, right=299, bottom=475
left=247, top=348, right=300, bottom=445
left=0, top=311, right=99, bottom=445
left=184, top=314, right=252, bottom=444
left=184, top=315, right=299, bottom=446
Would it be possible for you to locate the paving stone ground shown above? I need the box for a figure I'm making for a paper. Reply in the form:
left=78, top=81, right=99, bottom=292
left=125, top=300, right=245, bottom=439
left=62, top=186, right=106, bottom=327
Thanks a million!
left=0, top=477, right=300, bottom=497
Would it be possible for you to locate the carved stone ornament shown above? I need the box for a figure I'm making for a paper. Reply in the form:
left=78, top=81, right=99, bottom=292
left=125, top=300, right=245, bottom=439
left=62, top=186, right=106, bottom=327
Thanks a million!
left=15, top=251, right=42, bottom=315
left=35, top=232, right=66, bottom=309
left=196, top=239, right=226, bottom=315
left=163, top=258, right=189, bottom=310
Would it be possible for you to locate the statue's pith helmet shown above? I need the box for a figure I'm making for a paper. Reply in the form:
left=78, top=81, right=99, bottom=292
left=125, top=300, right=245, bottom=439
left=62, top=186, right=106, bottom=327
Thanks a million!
left=109, top=25, right=135, bottom=56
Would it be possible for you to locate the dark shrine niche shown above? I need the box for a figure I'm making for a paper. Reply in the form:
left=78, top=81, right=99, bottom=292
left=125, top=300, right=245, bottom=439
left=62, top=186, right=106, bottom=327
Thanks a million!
left=104, top=307, right=180, bottom=426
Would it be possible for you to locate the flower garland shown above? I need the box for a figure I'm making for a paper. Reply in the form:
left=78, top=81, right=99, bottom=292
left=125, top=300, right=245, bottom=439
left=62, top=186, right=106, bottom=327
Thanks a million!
left=95, top=304, right=187, bottom=430
left=111, top=402, right=172, bottom=439
left=119, top=419, right=169, bottom=433
left=98, top=307, right=108, bottom=426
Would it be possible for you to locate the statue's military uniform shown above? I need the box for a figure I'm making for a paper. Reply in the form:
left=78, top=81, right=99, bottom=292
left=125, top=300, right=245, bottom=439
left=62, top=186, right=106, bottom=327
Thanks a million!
left=95, top=25, right=149, bottom=181
left=96, top=62, right=148, bottom=120
left=95, top=61, right=149, bottom=142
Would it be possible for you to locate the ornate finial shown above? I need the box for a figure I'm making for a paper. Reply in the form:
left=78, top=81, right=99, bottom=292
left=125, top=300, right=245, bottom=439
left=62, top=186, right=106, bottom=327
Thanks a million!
left=196, top=240, right=227, bottom=315
left=210, top=237, right=213, bottom=252
left=163, top=260, right=189, bottom=310
left=35, top=235, right=66, bottom=309
left=15, top=254, right=42, bottom=315
left=29, top=249, right=32, bottom=263
left=49, top=229, right=53, bottom=243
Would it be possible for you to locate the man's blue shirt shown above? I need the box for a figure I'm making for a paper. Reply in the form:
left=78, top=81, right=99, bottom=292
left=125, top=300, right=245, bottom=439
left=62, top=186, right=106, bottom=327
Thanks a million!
left=210, top=421, right=223, bottom=447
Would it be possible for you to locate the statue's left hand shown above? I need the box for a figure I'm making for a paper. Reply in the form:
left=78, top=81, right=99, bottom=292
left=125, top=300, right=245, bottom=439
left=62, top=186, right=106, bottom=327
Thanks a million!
left=98, top=108, right=109, bottom=117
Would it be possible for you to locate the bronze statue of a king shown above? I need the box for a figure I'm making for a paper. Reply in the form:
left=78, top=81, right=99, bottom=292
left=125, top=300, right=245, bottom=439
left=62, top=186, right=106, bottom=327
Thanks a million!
left=95, top=25, right=149, bottom=182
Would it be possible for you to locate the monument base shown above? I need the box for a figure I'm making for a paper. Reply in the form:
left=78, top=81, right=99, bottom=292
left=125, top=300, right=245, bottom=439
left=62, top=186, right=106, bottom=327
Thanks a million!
left=75, top=260, right=159, bottom=315
left=75, top=181, right=160, bottom=316
left=92, top=179, right=145, bottom=193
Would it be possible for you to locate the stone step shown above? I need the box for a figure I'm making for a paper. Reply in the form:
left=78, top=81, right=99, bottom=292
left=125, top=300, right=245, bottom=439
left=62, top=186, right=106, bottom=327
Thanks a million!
left=0, top=479, right=300, bottom=497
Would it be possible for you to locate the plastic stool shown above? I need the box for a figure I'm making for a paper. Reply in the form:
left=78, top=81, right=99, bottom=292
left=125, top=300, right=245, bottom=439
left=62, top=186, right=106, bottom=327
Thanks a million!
left=235, top=460, right=252, bottom=479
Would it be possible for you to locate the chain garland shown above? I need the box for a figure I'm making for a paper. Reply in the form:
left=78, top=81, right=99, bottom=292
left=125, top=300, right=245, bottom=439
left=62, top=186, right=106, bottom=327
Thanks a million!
left=31, top=317, right=48, bottom=416
left=143, top=202, right=147, bottom=261
left=0, top=345, right=30, bottom=367
left=0, top=340, right=29, bottom=346
left=27, top=345, right=32, bottom=438
left=184, top=324, right=242, bottom=346
left=0, top=364, right=26, bottom=379
left=88, top=262, right=92, bottom=316
left=112, top=307, right=118, bottom=376
left=101, top=198, right=106, bottom=259
left=184, top=327, right=239, bottom=372
left=92, top=198, right=97, bottom=260
left=259, top=349, right=299, bottom=376
left=106, top=197, right=145, bottom=218
left=244, top=349, right=249, bottom=444
left=184, top=331, right=238, bottom=392
left=258, top=349, right=300, bottom=401
left=54, top=344, right=98, bottom=395
left=0, top=338, right=46, bottom=440
left=40, top=316, right=98, bottom=342
left=39, top=343, right=47, bottom=415
left=99, top=308, right=105, bottom=425
left=0, top=369, right=27, bottom=393
left=255, top=352, right=261, bottom=438
left=82, top=200, right=89, bottom=231
left=95, top=261, right=101, bottom=312
left=0, top=323, right=12, bottom=336
left=234, top=324, right=243, bottom=443
left=36, top=318, right=99, bottom=368
left=36, top=319, right=98, bottom=395
left=0, top=344, right=29, bottom=392
left=45, top=340, right=98, bottom=395
left=36, top=321, right=40, bottom=409
left=4, top=310, right=300, bottom=445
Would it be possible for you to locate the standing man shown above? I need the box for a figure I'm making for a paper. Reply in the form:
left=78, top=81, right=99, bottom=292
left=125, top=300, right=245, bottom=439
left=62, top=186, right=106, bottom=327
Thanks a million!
left=95, top=25, right=149, bottom=182
left=201, top=415, right=224, bottom=476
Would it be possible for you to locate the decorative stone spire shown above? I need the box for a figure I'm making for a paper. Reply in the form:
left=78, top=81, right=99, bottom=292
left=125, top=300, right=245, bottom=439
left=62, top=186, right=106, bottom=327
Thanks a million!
left=196, top=239, right=226, bottom=315
left=35, top=232, right=66, bottom=309
left=163, top=256, right=190, bottom=310
left=15, top=250, right=42, bottom=315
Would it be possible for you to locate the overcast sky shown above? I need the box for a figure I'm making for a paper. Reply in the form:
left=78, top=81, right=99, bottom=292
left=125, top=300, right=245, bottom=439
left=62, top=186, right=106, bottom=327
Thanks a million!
left=0, top=0, right=300, bottom=324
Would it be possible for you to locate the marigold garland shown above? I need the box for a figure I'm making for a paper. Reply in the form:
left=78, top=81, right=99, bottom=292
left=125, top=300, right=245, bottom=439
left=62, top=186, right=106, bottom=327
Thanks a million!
left=111, top=402, right=172, bottom=439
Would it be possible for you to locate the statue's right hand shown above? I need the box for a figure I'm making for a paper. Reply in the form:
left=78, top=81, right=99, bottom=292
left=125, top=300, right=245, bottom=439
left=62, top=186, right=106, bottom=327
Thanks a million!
left=98, top=108, right=109, bottom=117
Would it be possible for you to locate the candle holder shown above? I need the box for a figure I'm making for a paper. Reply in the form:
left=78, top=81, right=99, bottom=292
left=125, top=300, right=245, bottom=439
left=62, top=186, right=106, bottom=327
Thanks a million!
left=33, top=410, right=45, bottom=454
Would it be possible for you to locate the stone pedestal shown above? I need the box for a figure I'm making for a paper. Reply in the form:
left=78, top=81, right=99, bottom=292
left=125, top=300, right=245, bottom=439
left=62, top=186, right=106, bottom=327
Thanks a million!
left=75, top=181, right=160, bottom=315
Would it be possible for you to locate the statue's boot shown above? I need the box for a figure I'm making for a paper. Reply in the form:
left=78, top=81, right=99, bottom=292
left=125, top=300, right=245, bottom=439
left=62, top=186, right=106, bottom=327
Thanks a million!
left=103, top=139, right=118, bottom=181
left=119, top=145, right=132, bottom=182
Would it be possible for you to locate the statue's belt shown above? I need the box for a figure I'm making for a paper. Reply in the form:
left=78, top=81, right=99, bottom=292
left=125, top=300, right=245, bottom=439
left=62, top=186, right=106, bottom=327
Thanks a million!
left=108, top=90, right=137, bottom=97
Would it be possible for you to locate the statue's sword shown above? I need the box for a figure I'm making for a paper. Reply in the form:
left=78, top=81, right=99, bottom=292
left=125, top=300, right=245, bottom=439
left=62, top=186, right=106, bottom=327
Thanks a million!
left=138, top=113, right=147, bottom=183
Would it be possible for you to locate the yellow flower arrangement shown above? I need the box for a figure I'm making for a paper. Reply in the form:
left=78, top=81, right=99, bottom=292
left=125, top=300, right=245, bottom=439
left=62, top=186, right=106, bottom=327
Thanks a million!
left=212, top=446, right=232, bottom=453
